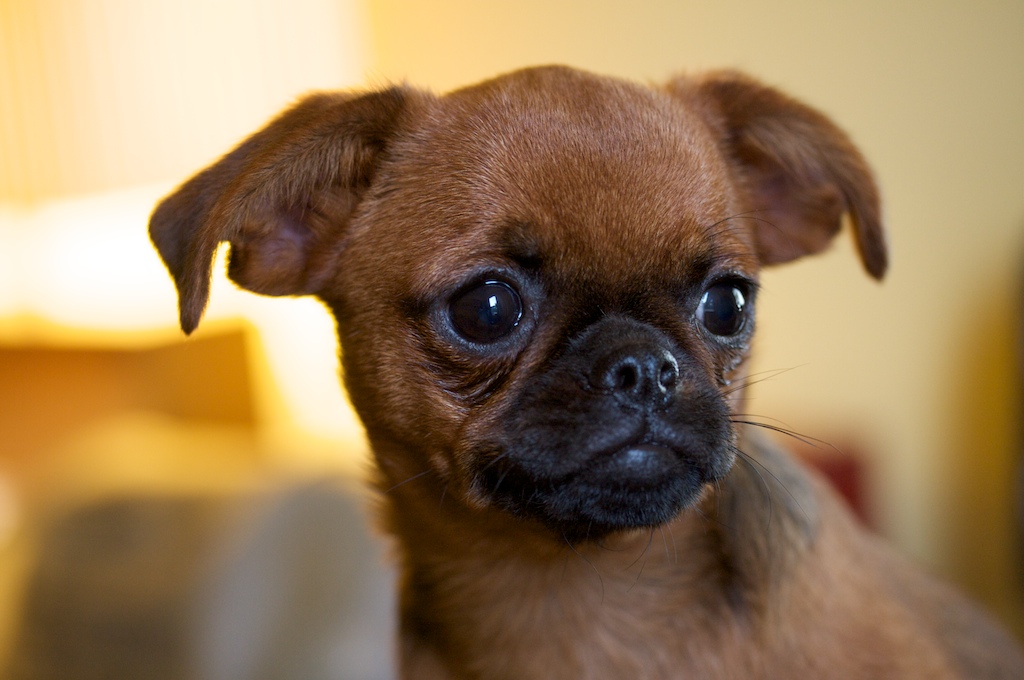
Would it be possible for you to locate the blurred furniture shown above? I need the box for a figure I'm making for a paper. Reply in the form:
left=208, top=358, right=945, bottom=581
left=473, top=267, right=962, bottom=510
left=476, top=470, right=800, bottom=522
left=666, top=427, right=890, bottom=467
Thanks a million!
left=0, top=329, right=255, bottom=477
left=0, top=328, right=395, bottom=679
left=7, top=481, right=395, bottom=680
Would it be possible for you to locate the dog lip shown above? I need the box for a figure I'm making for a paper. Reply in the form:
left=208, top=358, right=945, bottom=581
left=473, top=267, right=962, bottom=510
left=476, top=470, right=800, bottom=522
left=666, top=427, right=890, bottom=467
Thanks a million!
left=616, top=443, right=675, bottom=468
left=600, top=442, right=681, bottom=486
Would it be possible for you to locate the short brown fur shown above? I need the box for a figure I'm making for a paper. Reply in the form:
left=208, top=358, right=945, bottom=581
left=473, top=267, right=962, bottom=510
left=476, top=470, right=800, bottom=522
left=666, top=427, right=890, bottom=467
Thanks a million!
left=150, top=66, right=1024, bottom=678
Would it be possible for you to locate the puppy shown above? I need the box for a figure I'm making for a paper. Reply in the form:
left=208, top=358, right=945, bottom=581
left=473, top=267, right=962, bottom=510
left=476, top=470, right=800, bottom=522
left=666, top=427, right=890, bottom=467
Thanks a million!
left=150, top=66, right=1024, bottom=678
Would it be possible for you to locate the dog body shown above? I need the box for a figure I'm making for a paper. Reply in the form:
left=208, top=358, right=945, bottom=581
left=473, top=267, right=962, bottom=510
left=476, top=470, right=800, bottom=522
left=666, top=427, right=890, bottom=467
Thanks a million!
left=150, top=66, right=1024, bottom=678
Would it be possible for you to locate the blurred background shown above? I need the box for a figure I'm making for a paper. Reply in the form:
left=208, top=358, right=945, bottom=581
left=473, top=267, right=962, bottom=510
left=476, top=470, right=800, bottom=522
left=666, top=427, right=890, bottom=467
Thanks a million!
left=1, top=0, right=1023, bottom=676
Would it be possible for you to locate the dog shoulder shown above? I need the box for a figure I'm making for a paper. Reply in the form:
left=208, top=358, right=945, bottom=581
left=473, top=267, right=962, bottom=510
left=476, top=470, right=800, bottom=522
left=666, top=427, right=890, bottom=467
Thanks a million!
left=723, top=430, right=1024, bottom=677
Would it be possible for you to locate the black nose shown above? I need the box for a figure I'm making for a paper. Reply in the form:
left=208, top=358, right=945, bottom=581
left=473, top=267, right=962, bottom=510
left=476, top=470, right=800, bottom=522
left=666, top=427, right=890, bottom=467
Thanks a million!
left=589, top=344, right=679, bottom=408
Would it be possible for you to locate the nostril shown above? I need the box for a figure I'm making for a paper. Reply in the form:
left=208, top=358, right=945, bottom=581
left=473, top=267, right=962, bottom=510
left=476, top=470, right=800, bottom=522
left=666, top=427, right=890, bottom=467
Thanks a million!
left=615, top=362, right=639, bottom=391
left=658, top=356, right=679, bottom=392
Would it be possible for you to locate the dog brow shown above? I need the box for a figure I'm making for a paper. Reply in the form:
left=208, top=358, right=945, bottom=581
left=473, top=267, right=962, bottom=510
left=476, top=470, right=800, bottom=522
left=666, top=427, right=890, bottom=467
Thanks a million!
left=499, top=220, right=544, bottom=271
left=680, top=249, right=720, bottom=287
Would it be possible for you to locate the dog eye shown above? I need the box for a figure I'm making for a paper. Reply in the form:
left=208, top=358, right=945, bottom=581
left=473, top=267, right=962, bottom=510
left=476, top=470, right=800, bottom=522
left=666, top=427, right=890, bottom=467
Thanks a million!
left=449, top=280, right=523, bottom=343
left=697, top=282, right=747, bottom=336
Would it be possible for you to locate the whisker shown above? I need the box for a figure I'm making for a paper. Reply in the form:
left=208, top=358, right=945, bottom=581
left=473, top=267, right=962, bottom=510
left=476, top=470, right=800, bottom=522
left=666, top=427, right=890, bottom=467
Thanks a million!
left=731, top=444, right=774, bottom=534
left=627, top=528, right=656, bottom=592
left=732, top=441, right=813, bottom=530
left=491, top=466, right=513, bottom=493
left=383, top=469, right=431, bottom=494
left=729, top=413, right=797, bottom=427
left=659, top=524, right=679, bottom=564
left=703, top=210, right=774, bottom=234
left=704, top=211, right=796, bottom=252
left=723, top=366, right=806, bottom=397
left=691, top=502, right=718, bottom=537
left=563, top=532, right=606, bottom=604
left=476, top=448, right=512, bottom=474
left=730, top=418, right=840, bottom=453
left=473, top=449, right=516, bottom=494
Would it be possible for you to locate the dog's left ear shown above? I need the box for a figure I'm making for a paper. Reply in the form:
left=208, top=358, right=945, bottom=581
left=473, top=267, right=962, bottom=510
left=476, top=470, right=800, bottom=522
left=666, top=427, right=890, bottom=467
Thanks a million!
left=149, top=87, right=409, bottom=334
left=668, top=72, right=887, bottom=279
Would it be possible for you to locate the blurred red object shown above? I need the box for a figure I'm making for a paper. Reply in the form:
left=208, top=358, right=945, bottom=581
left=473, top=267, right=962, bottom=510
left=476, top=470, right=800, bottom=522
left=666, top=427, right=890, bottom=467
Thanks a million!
left=792, top=440, right=873, bottom=529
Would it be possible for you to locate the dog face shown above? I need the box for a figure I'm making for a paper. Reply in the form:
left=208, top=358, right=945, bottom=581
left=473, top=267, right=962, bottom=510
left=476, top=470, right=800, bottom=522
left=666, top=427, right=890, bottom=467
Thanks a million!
left=331, top=69, right=758, bottom=539
left=150, top=66, right=885, bottom=541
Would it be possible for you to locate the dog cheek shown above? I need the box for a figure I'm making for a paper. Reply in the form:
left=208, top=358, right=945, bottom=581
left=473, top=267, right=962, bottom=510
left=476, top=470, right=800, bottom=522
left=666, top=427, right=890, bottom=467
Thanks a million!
left=334, top=313, right=459, bottom=457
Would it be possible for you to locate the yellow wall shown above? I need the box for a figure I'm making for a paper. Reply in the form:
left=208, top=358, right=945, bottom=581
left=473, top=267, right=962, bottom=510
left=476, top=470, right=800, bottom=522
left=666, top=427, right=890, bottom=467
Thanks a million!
left=366, top=0, right=1024, bottom=625
left=0, top=0, right=368, bottom=203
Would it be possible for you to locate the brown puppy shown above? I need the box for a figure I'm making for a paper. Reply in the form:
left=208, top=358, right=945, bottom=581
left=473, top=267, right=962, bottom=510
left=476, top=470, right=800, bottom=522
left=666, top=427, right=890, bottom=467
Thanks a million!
left=150, top=66, right=1024, bottom=678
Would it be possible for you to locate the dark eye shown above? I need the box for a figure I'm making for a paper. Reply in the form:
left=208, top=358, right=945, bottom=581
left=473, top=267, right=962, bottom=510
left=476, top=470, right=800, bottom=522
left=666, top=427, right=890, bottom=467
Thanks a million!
left=697, top=282, right=748, bottom=336
left=449, top=280, right=523, bottom=343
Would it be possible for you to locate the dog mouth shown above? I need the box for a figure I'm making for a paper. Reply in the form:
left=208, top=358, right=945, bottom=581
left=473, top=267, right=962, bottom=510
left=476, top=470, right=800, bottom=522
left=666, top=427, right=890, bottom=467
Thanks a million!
left=477, top=430, right=732, bottom=541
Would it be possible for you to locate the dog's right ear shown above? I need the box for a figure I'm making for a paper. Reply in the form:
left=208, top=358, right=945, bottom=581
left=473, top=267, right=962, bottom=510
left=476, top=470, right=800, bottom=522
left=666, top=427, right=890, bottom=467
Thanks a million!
left=149, top=87, right=409, bottom=334
left=668, top=72, right=886, bottom=280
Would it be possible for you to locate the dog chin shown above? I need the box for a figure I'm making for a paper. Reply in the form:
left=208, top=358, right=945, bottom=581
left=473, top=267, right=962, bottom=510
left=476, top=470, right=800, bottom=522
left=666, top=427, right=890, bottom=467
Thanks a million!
left=478, top=440, right=735, bottom=541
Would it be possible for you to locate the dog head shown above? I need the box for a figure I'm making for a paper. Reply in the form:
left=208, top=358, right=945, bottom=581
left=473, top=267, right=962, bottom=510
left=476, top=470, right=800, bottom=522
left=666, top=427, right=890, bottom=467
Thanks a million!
left=150, top=66, right=884, bottom=541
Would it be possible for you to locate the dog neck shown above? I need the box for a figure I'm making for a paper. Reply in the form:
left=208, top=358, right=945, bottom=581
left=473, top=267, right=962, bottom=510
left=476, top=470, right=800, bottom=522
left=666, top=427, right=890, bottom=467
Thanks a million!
left=374, top=428, right=819, bottom=678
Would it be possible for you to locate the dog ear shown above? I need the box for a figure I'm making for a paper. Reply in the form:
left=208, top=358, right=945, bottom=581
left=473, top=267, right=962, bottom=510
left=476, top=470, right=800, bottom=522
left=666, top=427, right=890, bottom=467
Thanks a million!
left=149, top=87, right=409, bottom=334
left=669, top=71, right=886, bottom=279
